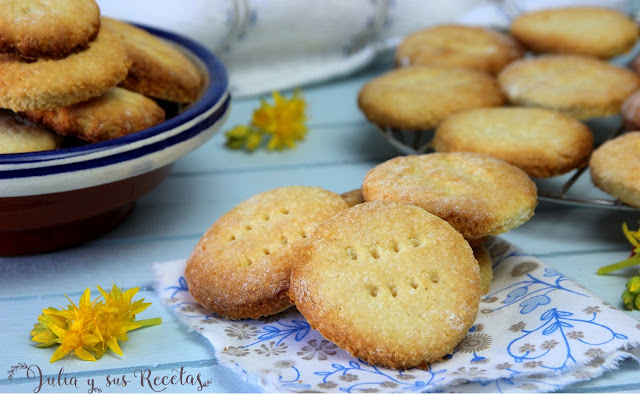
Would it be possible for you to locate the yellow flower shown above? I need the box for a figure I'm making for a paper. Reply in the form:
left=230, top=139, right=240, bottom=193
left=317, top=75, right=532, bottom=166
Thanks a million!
left=31, top=285, right=161, bottom=363
left=224, top=89, right=308, bottom=152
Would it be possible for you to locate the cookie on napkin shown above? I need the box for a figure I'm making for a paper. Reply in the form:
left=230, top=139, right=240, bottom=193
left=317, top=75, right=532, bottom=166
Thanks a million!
left=289, top=201, right=481, bottom=369
left=362, top=152, right=537, bottom=240
left=185, top=186, right=348, bottom=320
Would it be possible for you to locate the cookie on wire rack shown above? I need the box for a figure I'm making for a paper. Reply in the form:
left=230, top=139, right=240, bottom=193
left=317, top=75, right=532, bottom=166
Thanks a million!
left=395, top=24, right=524, bottom=75
left=358, top=66, right=505, bottom=131
left=433, top=107, right=594, bottom=178
left=498, top=54, right=640, bottom=120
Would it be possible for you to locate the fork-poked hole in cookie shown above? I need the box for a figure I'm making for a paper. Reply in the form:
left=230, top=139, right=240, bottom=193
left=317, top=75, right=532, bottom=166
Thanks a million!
left=366, top=284, right=378, bottom=297
left=280, top=235, right=288, bottom=244
left=389, top=284, right=398, bottom=297
left=346, top=246, right=358, bottom=260
left=370, top=248, right=380, bottom=259
left=240, top=258, right=253, bottom=268
left=281, top=208, right=290, bottom=215
left=430, top=271, right=440, bottom=284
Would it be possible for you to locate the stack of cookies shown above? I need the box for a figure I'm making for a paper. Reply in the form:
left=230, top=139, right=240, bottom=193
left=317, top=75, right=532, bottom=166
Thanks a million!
left=359, top=6, right=640, bottom=208
left=0, top=0, right=203, bottom=153
left=185, top=151, right=537, bottom=369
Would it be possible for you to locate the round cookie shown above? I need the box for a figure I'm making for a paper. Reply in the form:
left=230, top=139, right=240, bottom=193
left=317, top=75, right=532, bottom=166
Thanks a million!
left=0, top=110, right=61, bottom=154
left=498, top=55, right=640, bottom=120
left=433, top=107, right=594, bottom=178
left=0, top=0, right=101, bottom=60
left=362, top=152, right=538, bottom=240
left=358, top=66, right=505, bottom=131
left=101, top=17, right=203, bottom=103
left=473, top=244, right=493, bottom=295
left=185, top=186, right=348, bottom=320
left=395, top=24, right=524, bottom=74
left=590, top=132, right=640, bottom=208
left=289, top=201, right=481, bottom=369
left=23, top=87, right=166, bottom=143
left=510, top=6, right=638, bottom=59
left=341, top=188, right=365, bottom=207
left=0, top=28, right=130, bottom=112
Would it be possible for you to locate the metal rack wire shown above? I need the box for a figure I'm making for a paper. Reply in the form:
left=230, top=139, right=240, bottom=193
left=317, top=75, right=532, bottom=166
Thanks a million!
left=376, top=124, right=640, bottom=212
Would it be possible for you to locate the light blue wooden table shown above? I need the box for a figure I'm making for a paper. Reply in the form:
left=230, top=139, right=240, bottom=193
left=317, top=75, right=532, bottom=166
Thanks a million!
left=1, top=60, right=640, bottom=393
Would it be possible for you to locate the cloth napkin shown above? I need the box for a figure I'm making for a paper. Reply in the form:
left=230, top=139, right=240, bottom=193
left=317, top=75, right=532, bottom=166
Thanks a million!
left=154, top=237, right=640, bottom=393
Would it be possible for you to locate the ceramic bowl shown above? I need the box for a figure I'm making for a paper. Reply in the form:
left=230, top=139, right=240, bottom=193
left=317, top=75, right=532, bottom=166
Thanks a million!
left=0, top=24, right=230, bottom=256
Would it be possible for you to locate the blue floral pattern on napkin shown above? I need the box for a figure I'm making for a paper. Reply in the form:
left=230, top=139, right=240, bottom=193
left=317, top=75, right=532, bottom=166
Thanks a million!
left=154, top=237, right=640, bottom=393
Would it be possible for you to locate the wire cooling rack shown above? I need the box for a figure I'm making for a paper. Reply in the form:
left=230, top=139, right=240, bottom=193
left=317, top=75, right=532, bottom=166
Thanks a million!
left=376, top=119, right=640, bottom=212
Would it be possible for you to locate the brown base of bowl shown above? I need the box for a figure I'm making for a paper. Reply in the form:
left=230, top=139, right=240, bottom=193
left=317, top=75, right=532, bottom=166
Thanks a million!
left=0, top=165, right=172, bottom=256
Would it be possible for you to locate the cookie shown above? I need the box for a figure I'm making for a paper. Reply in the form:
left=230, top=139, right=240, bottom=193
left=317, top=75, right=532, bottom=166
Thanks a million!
left=0, top=109, right=61, bottom=154
left=395, top=24, right=524, bottom=74
left=289, top=201, right=481, bottom=369
left=185, top=186, right=348, bottom=320
left=23, top=87, right=165, bottom=143
left=101, top=17, right=203, bottom=103
left=433, top=107, right=594, bottom=178
left=341, top=188, right=365, bottom=207
left=473, top=244, right=493, bottom=295
left=362, top=152, right=537, bottom=240
left=590, top=132, right=640, bottom=208
left=358, top=66, right=505, bottom=131
left=620, top=90, right=640, bottom=130
left=0, top=0, right=100, bottom=60
left=0, top=28, right=130, bottom=112
left=510, top=6, right=638, bottom=59
left=498, top=55, right=640, bottom=120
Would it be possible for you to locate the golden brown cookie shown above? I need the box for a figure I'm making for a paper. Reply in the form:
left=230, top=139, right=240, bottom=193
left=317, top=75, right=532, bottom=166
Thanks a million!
left=395, top=24, right=524, bottom=74
left=433, top=107, right=594, bottom=178
left=590, top=132, right=640, bottom=208
left=101, top=17, right=203, bottom=103
left=341, top=188, right=365, bottom=207
left=0, top=0, right=101, bottom=60
left=0, top=110, right=61, bottom=154
left=289, top=201, right=481, bottom=369
left=498, top=55, right=640, bottom=120
left=473, top=244, right=493, bottom=295
left=23, top=87, right=165, bottom=143
left=185, top=186, right=348, bottom=320
left=510, top=6, right=638, bottom=59
left=358, top=66, right=505, bottom=131
left=362, top=152, right=537, bottom=240
left=0, top=28, right=130, bottom=112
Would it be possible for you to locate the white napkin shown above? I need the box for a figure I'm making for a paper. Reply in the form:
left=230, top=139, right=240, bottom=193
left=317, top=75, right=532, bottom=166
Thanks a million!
left=154, top=237, right=640, bottom=393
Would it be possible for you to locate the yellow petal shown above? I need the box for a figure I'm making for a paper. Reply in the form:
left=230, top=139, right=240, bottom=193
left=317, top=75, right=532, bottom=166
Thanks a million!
left=74, top=346, right=97, bottom=362
left=106, top=337, right=123, bottom=356
left=50, top=345, right=72, bottom=363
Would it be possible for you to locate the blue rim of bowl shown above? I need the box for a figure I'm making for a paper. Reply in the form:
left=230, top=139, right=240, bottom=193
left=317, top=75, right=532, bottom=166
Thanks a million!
left=0, top=22, right=229, bottom=169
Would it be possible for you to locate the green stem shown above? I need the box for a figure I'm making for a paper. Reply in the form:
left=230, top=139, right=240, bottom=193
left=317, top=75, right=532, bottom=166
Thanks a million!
left=597, top=254, right=640, bottom=275
left=134, top=317, right=162, bottom=328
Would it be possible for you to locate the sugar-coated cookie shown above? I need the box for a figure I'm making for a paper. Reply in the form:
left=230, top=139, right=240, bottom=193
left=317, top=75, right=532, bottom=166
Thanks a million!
left=341, top=188, right=365, bottom=207
left=101, top=17, right=203, bottom=103
left=0, top=0, right=100, bottom=60
left=433, top=107, right=594, bottom=178
left=395, top=24, right=524, bottom=74
left=0, top=110, right=61, bottom=154
left=358, top=66, right=504, bottom=131
left=362, top=152, right=537, bottom=240
left=473, top=244, right=493, bottom=295
left=590, top=132, right=640, bottom=208
left=510, top=6, right=638, bottom=59
left=185, top=186, right=348, bottom=320
left=0, top=28, right=130, bottom=112
left=289, top=201, right=481, bottom=369
left=23, top=87, right=165, bottom=143
left=498, top=55, right=640, bottom=120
